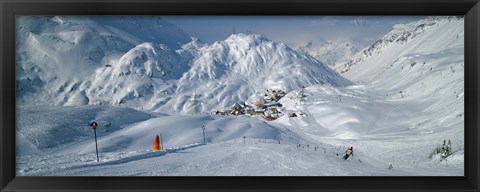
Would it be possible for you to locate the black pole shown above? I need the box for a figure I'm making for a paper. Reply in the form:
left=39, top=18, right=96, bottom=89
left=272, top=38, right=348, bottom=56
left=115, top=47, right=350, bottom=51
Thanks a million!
left=94, top=128, right=99, bottom=162
left=202, top=126, right=206, bottom=144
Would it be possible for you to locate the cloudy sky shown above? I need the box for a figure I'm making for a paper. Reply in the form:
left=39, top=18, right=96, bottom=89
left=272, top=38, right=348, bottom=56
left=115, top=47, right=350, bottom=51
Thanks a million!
left=163, top=16, right=426, bottom=47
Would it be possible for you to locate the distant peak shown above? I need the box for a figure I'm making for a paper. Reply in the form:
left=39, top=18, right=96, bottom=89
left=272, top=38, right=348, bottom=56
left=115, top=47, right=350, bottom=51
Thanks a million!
left=226, top=33, right=270, bottom=43
left=190, top=36, right=199, bottom=42
left=189, top=37, right=205, bottom=45
left=137, top=42, right=155, bottom=48
left=181, top=37, right=206, bottom=50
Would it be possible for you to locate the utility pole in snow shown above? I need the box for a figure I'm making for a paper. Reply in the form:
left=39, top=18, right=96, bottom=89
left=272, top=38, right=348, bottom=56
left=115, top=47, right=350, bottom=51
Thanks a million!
left=90, top=121, right=99, bottom=162
left=202, top=126, right=206, bottom=144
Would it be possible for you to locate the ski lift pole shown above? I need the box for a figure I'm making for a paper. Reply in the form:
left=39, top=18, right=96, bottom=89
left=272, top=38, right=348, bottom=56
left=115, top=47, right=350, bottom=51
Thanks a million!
left=94, top=128, right=99, bottom=162
left=202, top=126, right=206, bottom=144
left=90, top=122, right=99, bottom=162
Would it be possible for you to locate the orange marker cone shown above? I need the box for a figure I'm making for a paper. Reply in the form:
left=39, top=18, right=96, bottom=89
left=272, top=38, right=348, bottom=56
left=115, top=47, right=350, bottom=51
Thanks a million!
left=152, top=134, right=161, bottom=151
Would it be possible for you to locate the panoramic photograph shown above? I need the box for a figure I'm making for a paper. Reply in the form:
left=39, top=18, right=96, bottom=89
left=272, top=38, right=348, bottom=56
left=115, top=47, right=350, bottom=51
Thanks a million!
left=15, top=16, right=464, bottom=176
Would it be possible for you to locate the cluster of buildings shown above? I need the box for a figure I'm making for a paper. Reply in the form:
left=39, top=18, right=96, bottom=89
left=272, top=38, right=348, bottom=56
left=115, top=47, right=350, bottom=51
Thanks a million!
left=212, top=89, right=287, bottom=121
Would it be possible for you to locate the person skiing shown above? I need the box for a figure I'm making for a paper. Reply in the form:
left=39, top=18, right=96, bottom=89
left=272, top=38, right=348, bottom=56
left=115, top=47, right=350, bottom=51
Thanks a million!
left=343, top=146, right=353, bottom=160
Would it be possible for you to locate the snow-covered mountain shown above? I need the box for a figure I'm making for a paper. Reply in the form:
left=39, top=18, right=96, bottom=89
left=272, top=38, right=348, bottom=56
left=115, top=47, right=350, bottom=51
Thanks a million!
left=158, top=34, right=351, bottom=113
left=16, top=16, right=191, bottom=106
left=296, top=40, right=362, bottom=66
left=335, top=16, right=464, bottom=81
left=328, top=17, right=464, bottom=144
left=84, top=42, right=190, bottom=107
left=16, top=17, right=351, bottom=113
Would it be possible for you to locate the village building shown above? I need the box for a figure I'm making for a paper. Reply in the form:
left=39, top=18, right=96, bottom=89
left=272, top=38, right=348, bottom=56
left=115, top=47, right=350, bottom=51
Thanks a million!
left=214, top=88, right=287, bottom=120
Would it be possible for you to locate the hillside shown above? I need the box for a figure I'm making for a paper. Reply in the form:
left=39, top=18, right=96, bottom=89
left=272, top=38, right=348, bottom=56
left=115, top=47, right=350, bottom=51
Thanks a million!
left=335, top=16, right=463, bottom=82
left=15, top=16, right=191, bottom=106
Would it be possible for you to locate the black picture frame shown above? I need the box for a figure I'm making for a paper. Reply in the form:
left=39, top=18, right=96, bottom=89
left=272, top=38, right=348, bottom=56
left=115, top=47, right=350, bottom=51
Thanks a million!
left=1, top=0, right=479, bottom=191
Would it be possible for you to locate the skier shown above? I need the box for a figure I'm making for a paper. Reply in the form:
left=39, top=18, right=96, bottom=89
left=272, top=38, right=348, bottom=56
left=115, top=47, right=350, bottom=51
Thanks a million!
left=343, top=146, right=353, bottom=160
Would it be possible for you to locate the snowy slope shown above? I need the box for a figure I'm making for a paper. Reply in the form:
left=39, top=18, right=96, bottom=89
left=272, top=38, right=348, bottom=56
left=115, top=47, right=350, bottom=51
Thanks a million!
left=84, top=42, right=190, bottom=106
left=273, top=16, right=464, bottom=175
left=16, top=105, right=154, bottom=156
left=157, top=34, right=351, bottom=113
left=16, top=104, right=463, bottom=176
left=325, top=16, right=464, bottom=148
left=275, top=75, right=463, bottom=174
left=15, top=16, right=191, bottom=106
left=335, top=16, right=463, bottom=82
left=295, top=40, right=362, bottom=66
left=18, top=138, right=417, bottom=176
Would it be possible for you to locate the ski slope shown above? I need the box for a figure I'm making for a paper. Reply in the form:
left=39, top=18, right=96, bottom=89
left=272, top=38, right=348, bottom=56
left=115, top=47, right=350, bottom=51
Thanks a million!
left=16, top=78, right=464, bottom=176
